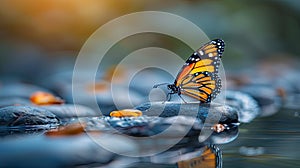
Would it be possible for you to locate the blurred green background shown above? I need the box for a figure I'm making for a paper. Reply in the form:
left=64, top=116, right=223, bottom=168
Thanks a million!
left=0, top=0, right=299, bottom=80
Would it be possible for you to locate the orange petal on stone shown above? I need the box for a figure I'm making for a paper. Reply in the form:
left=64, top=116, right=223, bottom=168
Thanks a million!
left=30, top=91, right=64, bottom=105
left=110, top=109, right=142, bottom=117
left=45, top=123, right=86, bottom=137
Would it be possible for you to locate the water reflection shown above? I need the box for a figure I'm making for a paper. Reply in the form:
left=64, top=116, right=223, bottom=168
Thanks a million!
left=176, top=146, right=222, bottom=168
left=130, top=146, right=222, bottom=168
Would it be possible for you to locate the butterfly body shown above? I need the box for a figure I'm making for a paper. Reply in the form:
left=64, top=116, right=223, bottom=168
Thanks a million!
left=154, top=39, right=225, bottom=103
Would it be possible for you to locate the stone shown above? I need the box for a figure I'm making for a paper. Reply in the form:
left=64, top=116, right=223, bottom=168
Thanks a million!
left=0, top=106, right=59, bottom=126
left=240, top=84, right=282, bottom=117
left=239, top=146, right=265, bottom=156
left=82, top=115, right=239, bottom=145
left=134, top=101, right=239, bottom=124
left=225, top=90, right=260, bottom=123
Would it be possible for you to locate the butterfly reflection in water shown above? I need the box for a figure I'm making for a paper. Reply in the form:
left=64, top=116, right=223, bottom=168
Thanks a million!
left=177, top=145, right=222, bottom=168
left=154, top=39, right=225, bottom=103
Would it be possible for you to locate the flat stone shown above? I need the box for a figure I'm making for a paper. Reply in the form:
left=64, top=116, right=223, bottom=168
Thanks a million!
left=82, top=115, right=239, bottom=145
left=0, top=106, right=59, bottom=126
left=134, top=101, right=239, bottom=124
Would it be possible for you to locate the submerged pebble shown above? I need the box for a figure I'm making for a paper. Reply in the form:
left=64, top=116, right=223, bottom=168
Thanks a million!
left=239, top=146, right=265, bottom=156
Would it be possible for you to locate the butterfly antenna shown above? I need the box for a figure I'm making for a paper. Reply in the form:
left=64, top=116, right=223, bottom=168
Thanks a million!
left=153, top=83, right=170, bottom=88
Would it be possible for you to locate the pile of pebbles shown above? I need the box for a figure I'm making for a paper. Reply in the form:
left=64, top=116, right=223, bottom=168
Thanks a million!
left=0, top=66, right=294, bottom=167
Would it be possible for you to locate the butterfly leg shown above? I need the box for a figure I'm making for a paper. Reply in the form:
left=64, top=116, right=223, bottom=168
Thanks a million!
left=162, top=93, right=172, bottom=104
left=167, top=93, right=172, bottom=101
left=178, top=94, right=187, bottom=104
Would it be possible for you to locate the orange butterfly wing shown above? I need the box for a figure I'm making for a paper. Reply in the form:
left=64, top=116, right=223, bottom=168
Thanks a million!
left=180, top=72, right=221, bottom=103
left=174, top=39, right=225, bottom=103
left=177, top=145, right=222, bottom=168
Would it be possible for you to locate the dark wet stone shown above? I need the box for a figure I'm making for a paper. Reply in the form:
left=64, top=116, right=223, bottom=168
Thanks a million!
left=135, top=102, right=239, bottom=124
left=208, top=125, right=239, bottom=144
left=0, top=106, right=59, bottom=126
left=240, top=84, right=282, bottom=117
left=0, top=83, right=50, bottom=98
left=82, top=115, right=239, bottom=145
left=225, top=90, right=260, bottom=123
left=39, top=104, right=98, bottom=119
left=0, top=97, right=31, bottom=108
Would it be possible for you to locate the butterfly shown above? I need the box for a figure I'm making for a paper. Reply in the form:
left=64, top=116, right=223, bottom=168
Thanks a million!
left=177, top=145, right=222, bottom=168
left=154, top=39, right=225, bottom=103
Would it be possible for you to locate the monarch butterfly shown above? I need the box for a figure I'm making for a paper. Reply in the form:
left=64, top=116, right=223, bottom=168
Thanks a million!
left=177, top=145, right=222, bottom=168
left=154, top=39, right=225, bottom=103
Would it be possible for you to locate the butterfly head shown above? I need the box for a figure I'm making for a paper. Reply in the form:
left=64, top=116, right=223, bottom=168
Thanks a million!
left=167, top=84, right=179, bottom=94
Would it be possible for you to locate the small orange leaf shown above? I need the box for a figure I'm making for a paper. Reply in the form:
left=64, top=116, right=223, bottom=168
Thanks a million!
left=110, top=109, right=142, bottom=117
left=45, top=123, right=86, bottom=137
left=30, top=91, right=64, bottom=105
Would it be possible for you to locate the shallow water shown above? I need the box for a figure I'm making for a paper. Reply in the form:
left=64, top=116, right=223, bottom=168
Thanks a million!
left=137, top=108, right=300, bottom=168
left=220, top=108, right=300, bottom=168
